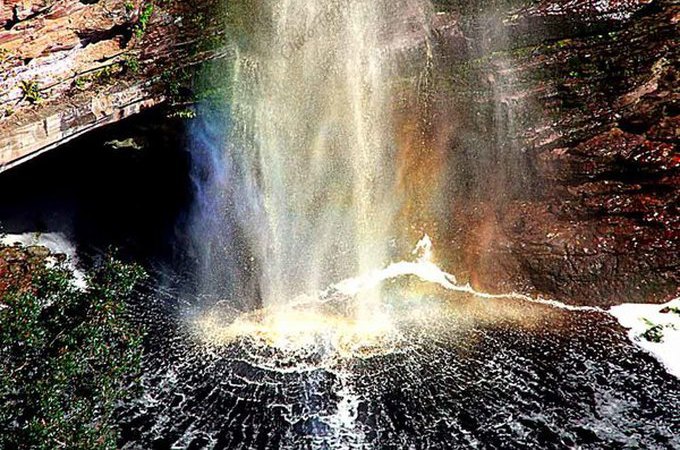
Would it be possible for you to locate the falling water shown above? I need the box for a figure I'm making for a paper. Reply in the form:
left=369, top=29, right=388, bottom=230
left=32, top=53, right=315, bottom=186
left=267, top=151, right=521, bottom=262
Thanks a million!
left=101, top=3, right=680, bottom=446
left=220, top=0, right=434, bottom=310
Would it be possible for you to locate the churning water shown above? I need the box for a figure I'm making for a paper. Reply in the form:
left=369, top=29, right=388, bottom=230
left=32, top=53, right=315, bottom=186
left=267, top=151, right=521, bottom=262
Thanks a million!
left=118, top=240, right=680, bottom=448
left=126, top=1, right=680, bottom=448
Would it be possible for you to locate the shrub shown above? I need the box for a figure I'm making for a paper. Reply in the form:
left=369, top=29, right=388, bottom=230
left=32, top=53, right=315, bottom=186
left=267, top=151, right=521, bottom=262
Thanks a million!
left=0, top=248, right=146, bottom=450
left=124, top=0, right=135, bottom=15
left=19, top=80, right=43, bottom=104
left=640, top=318, right=664, bottom=343
left=133, top=3, right=155, bottom=40
left=122, top=54, right=141, bottom=74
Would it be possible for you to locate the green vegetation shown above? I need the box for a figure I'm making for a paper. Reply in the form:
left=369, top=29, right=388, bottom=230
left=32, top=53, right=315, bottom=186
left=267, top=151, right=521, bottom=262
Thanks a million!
left=662, top=306, right=680, bottom=316
left=194, top=57, right=235, bottom=104
left=167, top=108, right=197, bottom=119
left=134, top=3, right=155, bottom=40
left=122, top=54, right=141, bottom=74
left=0, top=247, right=145, bottom=450
left=0, top=48, right=11, bottom=64
left=640, top=318, right=665, bottom=343
left=72, top=64, right=124, bottom=91
left=124, top=0, right=135, bottom=14
left=19, top=80, right=43, bottom=104
left=159, top=55, right=236, bottom=120
left=73, top=76, right=86, bottom=90
left=94, top=65, right=118, bottom=83
left=161, top=68, right=185, bottom=97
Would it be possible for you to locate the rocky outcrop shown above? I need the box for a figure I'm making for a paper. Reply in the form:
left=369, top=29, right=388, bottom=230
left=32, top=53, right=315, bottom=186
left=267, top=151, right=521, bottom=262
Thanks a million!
left=0, top=243, right=52, bottom=299
left=0, top=0, right=220, bottom=171
left=436, top=0, right=679, bottom=306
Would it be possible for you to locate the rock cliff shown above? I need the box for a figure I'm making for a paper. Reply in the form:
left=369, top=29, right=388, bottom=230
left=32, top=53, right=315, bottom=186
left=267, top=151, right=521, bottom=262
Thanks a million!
left=433, top=0, right=678, bottom=306
left=0, top=0, right=220, bottom=171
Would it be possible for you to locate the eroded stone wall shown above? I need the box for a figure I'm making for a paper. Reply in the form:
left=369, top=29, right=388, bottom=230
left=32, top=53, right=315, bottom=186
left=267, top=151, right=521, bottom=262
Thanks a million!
left=0, top=0, right=220, bottom=170
left=435, top=0, right=678, bottom=306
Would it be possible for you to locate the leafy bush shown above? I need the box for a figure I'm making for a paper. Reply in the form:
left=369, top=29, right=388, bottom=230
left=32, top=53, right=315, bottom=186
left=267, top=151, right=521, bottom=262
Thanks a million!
left=19, top=80, right=43, bottom=104
left=134, top=3, right=155, bottom=39
left=0, top=248, right=145, bottom=450
left=122, top=54, right=141, bottom=74
left=640, top=318, right=664, bottom=343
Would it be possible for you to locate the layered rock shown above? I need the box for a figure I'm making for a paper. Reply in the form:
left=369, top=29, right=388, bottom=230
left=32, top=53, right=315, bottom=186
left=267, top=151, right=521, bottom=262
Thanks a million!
left=436, top=0, right=679, bottom=306
left=0, top=0, right=220, bottom=171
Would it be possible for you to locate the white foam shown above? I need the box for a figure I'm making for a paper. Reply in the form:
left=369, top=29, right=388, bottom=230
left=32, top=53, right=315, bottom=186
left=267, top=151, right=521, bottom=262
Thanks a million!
left=333, top=235, right=600, bottom=314
left=335, top=235, right=678, bottom=380
left=321, top=370, right=364, bottom=446
left=197, top=234, right=680, bottom=382
left=610, top=299, right=680, bottom=379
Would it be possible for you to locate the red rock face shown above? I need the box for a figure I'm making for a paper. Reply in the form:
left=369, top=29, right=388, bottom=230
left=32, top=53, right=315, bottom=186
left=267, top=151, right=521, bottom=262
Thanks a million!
left=434, top=0, right=679, bottom=306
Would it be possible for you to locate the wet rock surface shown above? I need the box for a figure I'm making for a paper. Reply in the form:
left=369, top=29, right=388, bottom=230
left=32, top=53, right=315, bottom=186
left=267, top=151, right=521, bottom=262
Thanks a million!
left=434, top=0, right=679, bottom=306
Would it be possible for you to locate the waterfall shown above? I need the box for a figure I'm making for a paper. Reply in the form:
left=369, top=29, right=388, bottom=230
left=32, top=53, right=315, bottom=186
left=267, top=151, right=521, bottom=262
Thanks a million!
left=211, top=0, right=434, bottom=310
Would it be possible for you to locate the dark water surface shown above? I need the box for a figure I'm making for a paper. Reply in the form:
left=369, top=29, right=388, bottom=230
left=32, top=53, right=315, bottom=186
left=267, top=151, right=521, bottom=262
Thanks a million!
left=116, top=280, right=680, bottom=450
left=1, top=114, right=678, bottom=450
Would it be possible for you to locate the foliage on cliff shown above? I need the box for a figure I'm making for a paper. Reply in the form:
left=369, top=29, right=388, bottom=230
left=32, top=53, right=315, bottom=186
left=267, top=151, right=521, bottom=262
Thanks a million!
left=0, top=246, right=145, bottom=450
